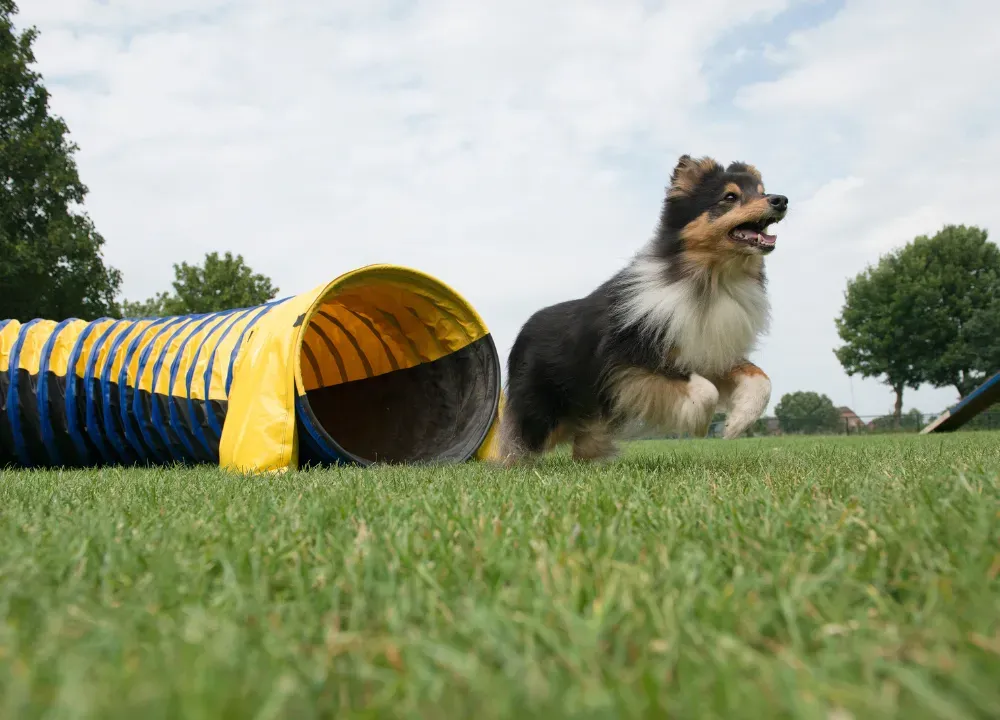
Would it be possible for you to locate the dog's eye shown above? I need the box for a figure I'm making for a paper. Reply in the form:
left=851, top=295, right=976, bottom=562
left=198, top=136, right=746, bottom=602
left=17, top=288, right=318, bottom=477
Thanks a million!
left=723, top=192, right=740, bottom=202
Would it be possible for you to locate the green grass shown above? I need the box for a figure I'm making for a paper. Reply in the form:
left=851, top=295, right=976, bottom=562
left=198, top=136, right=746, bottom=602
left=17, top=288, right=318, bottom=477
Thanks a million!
left=0, top=434, right=998, bottom=719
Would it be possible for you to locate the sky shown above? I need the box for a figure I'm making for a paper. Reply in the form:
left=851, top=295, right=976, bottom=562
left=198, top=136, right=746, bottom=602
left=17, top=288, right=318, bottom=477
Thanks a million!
left=15, top=0, right=1000, bottom=418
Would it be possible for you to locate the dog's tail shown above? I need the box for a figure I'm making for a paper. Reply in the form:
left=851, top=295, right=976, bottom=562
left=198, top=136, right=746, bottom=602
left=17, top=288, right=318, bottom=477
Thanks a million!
left=487, top=391, right=530, bottom=466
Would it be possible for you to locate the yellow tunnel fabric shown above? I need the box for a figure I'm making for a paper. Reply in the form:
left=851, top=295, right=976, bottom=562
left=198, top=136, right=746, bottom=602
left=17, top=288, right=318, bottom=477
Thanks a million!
left=222, top=264, right=501, bottom=472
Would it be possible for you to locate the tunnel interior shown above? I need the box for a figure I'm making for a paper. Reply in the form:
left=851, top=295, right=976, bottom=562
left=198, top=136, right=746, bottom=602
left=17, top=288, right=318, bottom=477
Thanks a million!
left=294, top=270, right=501, bottom=465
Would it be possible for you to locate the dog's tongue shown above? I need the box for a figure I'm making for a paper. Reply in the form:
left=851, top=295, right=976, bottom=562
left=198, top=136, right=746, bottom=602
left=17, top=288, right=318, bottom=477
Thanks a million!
left=734, top=228, right=777, bottom=247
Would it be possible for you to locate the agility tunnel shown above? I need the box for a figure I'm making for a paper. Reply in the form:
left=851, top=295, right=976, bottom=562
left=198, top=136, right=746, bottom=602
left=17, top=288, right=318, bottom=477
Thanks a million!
left=0, top=264, right=502, bottom=472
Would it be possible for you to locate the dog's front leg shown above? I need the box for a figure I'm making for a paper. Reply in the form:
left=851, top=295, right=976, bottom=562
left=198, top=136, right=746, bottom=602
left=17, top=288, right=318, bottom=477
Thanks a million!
left=682, top=374, right=722, bottom=437
left=715, top=362, right=772, bottom=439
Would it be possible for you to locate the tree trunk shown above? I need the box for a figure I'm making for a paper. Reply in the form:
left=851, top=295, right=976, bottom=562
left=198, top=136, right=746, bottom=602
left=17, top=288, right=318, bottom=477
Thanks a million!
left=893, top=385, right=904, bottom=429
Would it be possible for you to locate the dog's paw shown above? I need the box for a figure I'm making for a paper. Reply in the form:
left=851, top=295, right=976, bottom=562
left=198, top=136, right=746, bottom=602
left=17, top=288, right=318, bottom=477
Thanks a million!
left=723, top=373, right=771, bottom=439
left=680, top=374, right=720, bottom=437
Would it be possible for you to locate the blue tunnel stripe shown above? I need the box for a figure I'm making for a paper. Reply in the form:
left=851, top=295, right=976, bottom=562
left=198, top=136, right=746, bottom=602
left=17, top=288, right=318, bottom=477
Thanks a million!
left=83, top=319, right=128, bottom=464
left=148, top=315, right=205, bottom=464
left=180, top=312, right=234, bottom=461
left=118, top=317, right=172, bottom=461
left=295, top=395, right=349, bottom=465
left=6, top=319, right=42, bottom=467
left=185, top=308, right=241, bottom=462
left=36, top=319, right=74, bottom=467
left=167, top=311, right=230, bottom=463
left=64, top=318, right=109, bottom=466
left=133, top=316, right=190, bottom=464
left=196, top=308, right=254, bottom=449
left=0, top=318, right=10, bottom=456
left=100, top=321, right=142, bottom=465
left=202, top=298, right=287, bottom=442
left=297, top=410, right=331, bottom=465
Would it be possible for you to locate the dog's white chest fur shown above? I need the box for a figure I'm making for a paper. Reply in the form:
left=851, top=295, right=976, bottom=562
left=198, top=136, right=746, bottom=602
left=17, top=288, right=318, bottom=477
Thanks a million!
left=618, top=256, right=770, bottom=377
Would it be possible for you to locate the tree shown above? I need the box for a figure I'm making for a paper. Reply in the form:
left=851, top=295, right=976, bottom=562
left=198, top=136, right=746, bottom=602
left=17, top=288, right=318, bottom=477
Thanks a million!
left=834, top=254, right=929, bottom=426
left=898, top=225, right=1000, bottom=398
left=834, top=224, right=1000, bottom=423
left=121, top=251, right=278, bottom=317
left=773, top=391, right=842, bottom=435
left=870, top=408, right=924, bottom=433
left=0, top=0, right=121, bottom=321
left=119, top=292, right=170, bottom=319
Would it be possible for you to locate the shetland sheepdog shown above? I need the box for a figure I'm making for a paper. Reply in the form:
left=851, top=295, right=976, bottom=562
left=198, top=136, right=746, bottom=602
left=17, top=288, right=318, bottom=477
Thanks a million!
left=493, top=154, right=788, bottom=464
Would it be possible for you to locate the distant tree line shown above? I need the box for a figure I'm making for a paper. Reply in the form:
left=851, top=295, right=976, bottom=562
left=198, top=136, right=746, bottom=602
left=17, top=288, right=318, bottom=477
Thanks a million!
left=719, top=392, right=996, bottom=438
left=119, top=251, right=278, bottom=318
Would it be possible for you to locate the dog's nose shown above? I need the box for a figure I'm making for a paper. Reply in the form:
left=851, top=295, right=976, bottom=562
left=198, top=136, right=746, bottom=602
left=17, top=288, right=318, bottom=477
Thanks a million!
left=767, top=194, right=788, bottom=211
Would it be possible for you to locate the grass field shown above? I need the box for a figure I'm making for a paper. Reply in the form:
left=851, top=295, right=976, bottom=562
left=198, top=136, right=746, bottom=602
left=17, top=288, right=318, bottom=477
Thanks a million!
left=0, top=433, right=998, bottom=719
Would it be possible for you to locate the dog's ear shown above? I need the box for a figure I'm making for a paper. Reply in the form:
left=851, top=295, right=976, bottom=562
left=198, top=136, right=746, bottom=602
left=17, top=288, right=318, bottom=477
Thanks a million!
left=669, top=155, right=720, bottom=198
left=725, top=161, right=763, bottom=183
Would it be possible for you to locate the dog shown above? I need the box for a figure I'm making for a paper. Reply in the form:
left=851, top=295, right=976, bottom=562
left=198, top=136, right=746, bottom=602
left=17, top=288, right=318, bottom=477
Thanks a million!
left=493, top=154, right=788, bottom=465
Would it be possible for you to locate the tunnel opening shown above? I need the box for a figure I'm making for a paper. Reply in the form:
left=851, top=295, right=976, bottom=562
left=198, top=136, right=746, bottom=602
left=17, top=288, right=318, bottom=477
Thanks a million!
left=294, top=268, right=501, bottom=466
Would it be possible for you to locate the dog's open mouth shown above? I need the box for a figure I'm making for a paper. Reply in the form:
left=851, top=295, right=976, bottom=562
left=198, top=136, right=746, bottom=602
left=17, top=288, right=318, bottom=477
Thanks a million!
left=729, top=219, right=778, bottom=251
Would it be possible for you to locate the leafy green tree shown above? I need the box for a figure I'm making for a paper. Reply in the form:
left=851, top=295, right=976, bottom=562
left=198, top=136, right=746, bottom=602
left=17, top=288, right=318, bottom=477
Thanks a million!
left=959, top=296, right=1000, bottom=382
left=121, top=251, right=278, bottom=317
left=119, top=292, right=170, bottom=319
left=835, top=224, right=1000, bottom=424
left=0, top=0, right=122, bottom=321
left=834, top=255, right=929, bottom=426
left=898, top=225, right=1000, bottom=398
left=870, top=408, right=924, bottom=433
left=773, top=391, right=842, bottom=435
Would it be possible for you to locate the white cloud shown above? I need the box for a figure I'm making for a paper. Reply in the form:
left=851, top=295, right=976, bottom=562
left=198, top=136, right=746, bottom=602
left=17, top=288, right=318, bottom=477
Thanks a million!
left=15, top=0, right=1000, bottom=418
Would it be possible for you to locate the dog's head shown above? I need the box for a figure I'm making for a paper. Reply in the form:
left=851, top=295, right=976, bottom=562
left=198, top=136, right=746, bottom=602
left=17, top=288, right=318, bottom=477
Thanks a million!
left=660, top=155, right=788, bottom=261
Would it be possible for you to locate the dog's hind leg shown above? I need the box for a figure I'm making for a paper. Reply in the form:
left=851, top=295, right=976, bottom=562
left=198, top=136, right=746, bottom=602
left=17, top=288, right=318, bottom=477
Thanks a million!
left=490, top=411, right=531, bottom=466
left=490, top=403, right=556, bottom=467
left=714, top=362, right=771, bottom=439
left=571, top=419, right=619, bottom=462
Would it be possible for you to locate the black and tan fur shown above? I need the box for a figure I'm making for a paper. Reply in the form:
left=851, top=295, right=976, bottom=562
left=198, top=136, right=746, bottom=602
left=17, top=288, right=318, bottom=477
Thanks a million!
left=493, top=154, right=788, bottom=465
